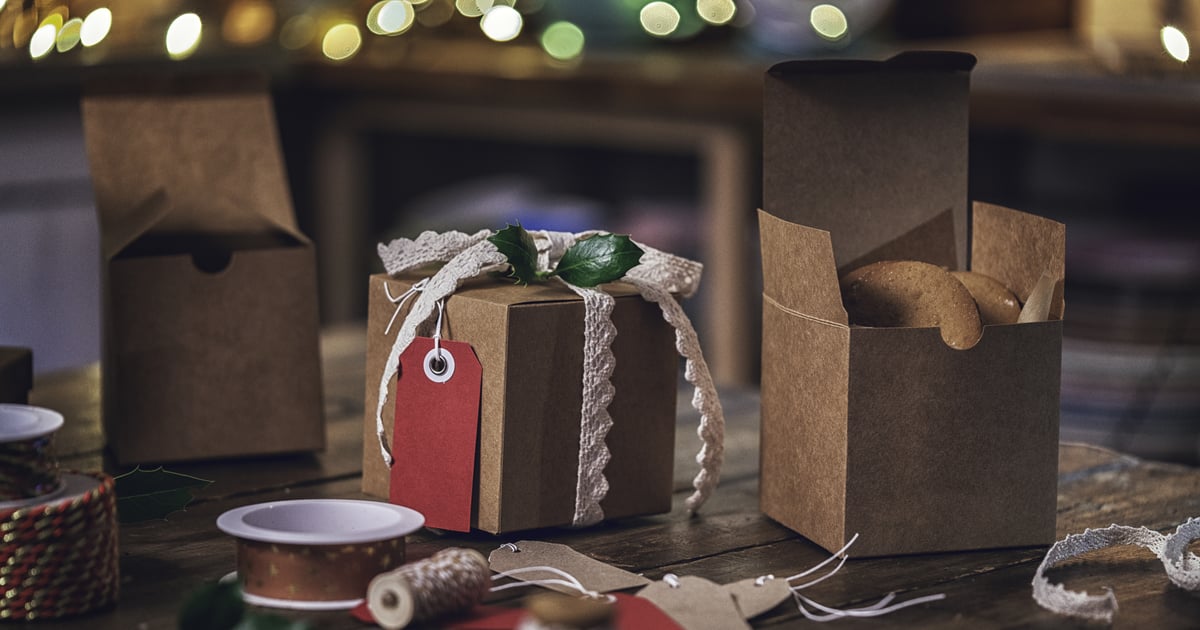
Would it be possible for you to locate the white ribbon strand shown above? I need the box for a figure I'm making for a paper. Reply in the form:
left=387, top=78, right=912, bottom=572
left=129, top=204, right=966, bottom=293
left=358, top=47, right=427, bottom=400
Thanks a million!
left=775, top=533, right=946, bottom=622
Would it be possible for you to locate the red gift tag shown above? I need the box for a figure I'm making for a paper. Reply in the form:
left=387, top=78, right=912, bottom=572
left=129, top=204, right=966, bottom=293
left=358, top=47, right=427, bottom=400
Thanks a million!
left=390, top=336, right=482, bottom=532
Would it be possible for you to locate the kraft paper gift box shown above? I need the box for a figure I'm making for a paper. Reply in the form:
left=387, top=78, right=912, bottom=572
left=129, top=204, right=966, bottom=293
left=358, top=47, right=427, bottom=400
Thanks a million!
left=758, top=52, right=1065, bottom=556
left=362, top=272, right=678, bottom=534
left=82, top=84, right=324, bottom=464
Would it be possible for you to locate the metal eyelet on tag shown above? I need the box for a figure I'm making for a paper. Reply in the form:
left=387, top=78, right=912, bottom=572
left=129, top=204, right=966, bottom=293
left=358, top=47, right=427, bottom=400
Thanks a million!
left=423, top=347, right=455, bottom=383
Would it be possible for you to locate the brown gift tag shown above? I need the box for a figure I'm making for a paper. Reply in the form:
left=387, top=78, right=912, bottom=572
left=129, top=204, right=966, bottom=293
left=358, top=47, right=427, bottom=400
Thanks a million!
left=722, top=576, right=792, bottom=619
left=637, top=575, right=750, bottom=630
left=489, top=541, right=650, bottom=595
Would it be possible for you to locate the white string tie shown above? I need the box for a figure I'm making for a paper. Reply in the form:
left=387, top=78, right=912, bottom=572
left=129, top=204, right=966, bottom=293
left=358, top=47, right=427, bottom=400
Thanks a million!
left=490, top=565, right=614, bottom=602
left=383, top=278, right=429, bottom=336
left=776, top=534, right=946, bottom=622
left=663, top=574, right=681, bottom=589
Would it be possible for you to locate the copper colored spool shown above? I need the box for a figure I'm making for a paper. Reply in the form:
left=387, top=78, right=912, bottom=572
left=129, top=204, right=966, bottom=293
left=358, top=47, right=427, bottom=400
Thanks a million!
left=217, top=499, right=425, bottom=610
left=236, top=537, right=406, bottom=602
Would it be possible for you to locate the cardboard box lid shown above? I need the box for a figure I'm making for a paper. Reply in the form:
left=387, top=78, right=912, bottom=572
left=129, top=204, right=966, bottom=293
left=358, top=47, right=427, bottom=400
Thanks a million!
left=82, top=81, right=305, bottom=260
left=763, top=51, right=976, bottom=273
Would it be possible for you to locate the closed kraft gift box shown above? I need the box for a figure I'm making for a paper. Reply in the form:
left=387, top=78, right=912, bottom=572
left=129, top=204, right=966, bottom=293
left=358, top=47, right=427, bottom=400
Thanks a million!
left=362, top=272, right=677, bottom=533
left=759, top=52, right=1065, bottom=556
left=82, top=82, right=324, bottom=464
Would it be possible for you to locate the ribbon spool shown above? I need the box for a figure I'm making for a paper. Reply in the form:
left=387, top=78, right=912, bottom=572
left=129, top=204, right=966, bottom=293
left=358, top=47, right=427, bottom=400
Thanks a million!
left=0, top=404, right=64, bottom=503
left=367, top=547, right=491, bottom=629
left=216, top=499, right=425, bottom=611
left=0, top=472, right=120, bottom=620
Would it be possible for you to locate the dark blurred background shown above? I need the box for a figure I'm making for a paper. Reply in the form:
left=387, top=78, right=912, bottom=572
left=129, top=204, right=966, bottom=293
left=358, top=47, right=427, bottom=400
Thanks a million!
left=1, top=0, right=1197, bottom=463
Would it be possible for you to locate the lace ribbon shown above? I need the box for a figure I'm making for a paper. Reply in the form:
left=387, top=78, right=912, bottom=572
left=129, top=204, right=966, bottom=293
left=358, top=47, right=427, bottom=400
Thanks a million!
left=1032, top=518, right=1200, bottom=622
left=374, top=229, right=724, bottom=526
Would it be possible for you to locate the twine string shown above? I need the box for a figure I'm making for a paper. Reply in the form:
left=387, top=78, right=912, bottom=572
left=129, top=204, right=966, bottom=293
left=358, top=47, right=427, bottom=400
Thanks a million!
left=759, top=533, right=948, bottom=622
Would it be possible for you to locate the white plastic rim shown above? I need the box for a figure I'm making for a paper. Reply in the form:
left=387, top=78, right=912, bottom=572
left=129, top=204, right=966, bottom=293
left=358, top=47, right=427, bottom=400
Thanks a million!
left=0, top=404, right=64, bottom=443
left=216, top=499, right=425, bottom=545
left=219, top=572, right=363, bottom=611
left=0, top=473, right=95, bottom=510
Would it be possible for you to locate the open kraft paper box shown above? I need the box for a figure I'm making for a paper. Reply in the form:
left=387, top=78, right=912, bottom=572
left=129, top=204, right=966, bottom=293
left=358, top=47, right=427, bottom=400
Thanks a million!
left=759, top=52, right=1066, bottom=557
left=362, top=272, right=677, bottom=533
left=82, top=82, right=324, bottom=464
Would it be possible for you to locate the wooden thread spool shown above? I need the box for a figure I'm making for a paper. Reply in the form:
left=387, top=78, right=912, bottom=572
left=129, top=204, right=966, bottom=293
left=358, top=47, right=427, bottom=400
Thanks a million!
left=367, top=548, right=491, bottom=629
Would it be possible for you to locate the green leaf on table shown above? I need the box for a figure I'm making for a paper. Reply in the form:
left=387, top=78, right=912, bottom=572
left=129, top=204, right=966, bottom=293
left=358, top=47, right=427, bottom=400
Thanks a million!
left=114, top=465, right=212, bottom=523
left=553, top=234, right=644, bottom=287
left=487, top=223, right=540, bottom=285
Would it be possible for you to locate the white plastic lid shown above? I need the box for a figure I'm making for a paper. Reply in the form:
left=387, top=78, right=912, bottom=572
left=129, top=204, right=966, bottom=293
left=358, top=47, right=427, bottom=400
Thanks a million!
left=216, top=499, right=425, bottom=546
left=0, top=404, right=64, bottom=443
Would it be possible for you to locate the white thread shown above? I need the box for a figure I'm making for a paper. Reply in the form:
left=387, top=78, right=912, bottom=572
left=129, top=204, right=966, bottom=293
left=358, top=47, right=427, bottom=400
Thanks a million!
left=501, top=542, right=520, bottom=553
left=663, top=574, right=681, bottom=589
left=784, top=533, right=859, bottom=582
left=383, top=278, right=429, bottom=336
left=754, top=574, right=775, bottom=586
left=432, top=299, right=446, bottom=360
left=783, top=533, right=946, bottom=621
left=793, top=592, right=948, bottom=622
left=1031, top=518, right=1200, bottom=622
left=490, top=565, right=613, bottom=602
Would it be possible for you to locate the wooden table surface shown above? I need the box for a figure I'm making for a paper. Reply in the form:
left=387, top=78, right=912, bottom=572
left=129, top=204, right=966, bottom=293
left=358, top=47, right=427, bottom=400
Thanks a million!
left=31, top=325, right=1200, bottom=629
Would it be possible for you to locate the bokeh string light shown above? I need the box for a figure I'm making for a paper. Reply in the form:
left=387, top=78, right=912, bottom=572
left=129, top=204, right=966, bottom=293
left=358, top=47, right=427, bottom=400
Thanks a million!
left=0, top=0, right=758, bottom=65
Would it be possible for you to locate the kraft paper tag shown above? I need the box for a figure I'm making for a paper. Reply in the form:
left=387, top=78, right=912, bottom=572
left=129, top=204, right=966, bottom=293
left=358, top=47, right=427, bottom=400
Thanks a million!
left=722, top=576, right=792, bottom=619
left=391, top=337, right=482, bottom=532
left=489, top=541, right=651, bottom=595
left=637, top=576, right=750, bottom=630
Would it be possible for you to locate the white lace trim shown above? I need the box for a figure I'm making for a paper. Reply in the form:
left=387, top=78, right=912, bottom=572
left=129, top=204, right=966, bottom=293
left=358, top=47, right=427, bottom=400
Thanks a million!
left=1032, top=517, right=1200, bottom=622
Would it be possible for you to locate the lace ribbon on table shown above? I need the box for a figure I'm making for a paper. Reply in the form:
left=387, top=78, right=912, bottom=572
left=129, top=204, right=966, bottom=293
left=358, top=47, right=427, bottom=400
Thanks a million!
left=1032, top=517, right=1200, bottom=623
left=373, top=229, right=724, bottom=526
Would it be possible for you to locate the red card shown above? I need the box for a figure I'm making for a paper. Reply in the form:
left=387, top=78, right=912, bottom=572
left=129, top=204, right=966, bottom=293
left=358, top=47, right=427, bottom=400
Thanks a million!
left=390, top=337, right=482, bottom=532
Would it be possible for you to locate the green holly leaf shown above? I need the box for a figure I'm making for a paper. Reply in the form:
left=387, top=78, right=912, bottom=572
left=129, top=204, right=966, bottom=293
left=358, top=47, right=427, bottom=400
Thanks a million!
left=114, top=465, right=212, bottom=523
left=553, top=234, right=644, bottom=287
left=487, top=223, right=539, bottom=285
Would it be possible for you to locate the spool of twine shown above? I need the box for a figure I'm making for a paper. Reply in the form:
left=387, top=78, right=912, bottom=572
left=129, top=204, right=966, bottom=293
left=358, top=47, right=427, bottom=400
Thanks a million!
left=367, top=547, right=491, bottom=629
left=0, top=472, right=120, bottom=620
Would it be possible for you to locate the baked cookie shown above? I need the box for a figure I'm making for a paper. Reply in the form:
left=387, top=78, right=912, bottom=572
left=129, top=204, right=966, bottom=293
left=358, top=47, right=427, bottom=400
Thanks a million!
left=840, top=260, right=983, bottom=349
left=951, top=270, right=1021, bottom=326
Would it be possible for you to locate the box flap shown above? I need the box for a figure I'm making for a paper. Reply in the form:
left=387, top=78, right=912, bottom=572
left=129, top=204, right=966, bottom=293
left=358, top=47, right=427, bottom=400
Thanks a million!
left=971, top=202, right=1066, bottom=319
left=82, top=83, right=304, bottom=260
left=763, top=51, right=976, bottom=273
left=758, top=210, right=846, bottom=325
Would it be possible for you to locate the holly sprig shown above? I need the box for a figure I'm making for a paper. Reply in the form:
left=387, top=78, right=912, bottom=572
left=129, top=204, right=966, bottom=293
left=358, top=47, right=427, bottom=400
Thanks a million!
left=488, top=223, right=644, bottom=287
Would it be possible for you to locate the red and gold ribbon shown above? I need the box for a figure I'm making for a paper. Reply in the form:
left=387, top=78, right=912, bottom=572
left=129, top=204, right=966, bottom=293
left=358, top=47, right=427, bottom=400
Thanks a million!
left=0, top=472, right=119, bottom=621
